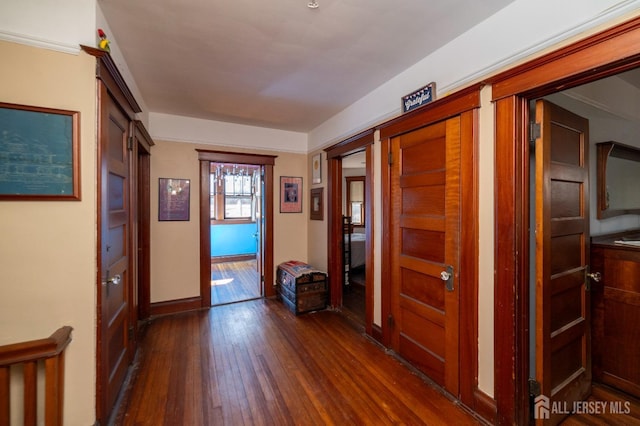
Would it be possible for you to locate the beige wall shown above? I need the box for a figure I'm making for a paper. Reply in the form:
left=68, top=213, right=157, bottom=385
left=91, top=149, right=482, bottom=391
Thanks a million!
left=0, top=41, right=97, bottom=424
left=307, top=150, right=327, bottom=272
left=150, top=140, right=309, bottom=303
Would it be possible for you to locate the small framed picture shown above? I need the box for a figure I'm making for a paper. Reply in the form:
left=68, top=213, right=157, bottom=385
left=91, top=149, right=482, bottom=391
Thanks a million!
left=312, top=153, right=322, bottom=184
left=280, top=176, right=302, bottom=213
left=310, top=188, right=323, bottom=220
left=158, top=178, right=190, bottom=221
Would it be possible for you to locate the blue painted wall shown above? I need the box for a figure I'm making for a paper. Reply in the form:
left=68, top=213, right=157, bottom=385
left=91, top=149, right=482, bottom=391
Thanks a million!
left=211, top=222, right=258, bottom=257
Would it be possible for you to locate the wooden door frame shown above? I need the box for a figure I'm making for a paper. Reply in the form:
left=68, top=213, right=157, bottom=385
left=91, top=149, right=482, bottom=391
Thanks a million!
left=82, top=46, right=143, bottom=425
left=196, top=150, right=277, bottom=307
left=488, top=16, right=640, bottom=425
left=325, top=130, right=375, bottom=336
left=378, top=84, right=482, bottom=416
left=133, top=121, right=154, bottom=322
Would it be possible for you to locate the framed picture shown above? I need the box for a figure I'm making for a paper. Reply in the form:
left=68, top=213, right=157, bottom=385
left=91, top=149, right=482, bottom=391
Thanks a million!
left=280, top=176, right=302, bottom=213
left=310, top=188, right=323, bottom=220
left=0, top=102, right=81, bottom=200
left=159, top=178, right=190, bottom=221
left=312, top=153, right=322, bottom=184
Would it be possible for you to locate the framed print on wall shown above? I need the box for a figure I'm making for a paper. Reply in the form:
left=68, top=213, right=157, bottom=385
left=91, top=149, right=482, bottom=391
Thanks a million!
left=0, top=102, right=81, bottom=201
left=280, top=176, right=302, bottom=213
left=312, top=153, right=322, bottom=184
left=310, top=187, right=323, bottom=220
left=158, top=178, right=190, bottom=221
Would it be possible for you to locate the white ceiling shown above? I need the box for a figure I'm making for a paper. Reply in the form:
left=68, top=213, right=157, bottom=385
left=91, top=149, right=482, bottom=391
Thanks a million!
left=98, top=0, right=515, bottom=133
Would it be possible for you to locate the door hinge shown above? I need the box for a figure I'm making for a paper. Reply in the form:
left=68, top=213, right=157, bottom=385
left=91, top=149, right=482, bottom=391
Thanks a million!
left=387, top=313, right=394, bottom=327
left=528, top=378, right=541, bottom=397
left=388, top=152, right=393, bottom=165
left=127, top=136, right=134, bottom=151
left=530, top=122, right=541, bottom=142
left=128, top=325, right=135, bottom=340
left=261, top=275, right=265, bottom=283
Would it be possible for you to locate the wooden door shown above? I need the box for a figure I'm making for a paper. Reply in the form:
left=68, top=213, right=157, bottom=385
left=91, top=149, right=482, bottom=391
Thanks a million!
left=534, top=100, right=591, bottom=425
left=389, top=117, right=460, bottom=395
left=98, top=86, right=133, bottom=420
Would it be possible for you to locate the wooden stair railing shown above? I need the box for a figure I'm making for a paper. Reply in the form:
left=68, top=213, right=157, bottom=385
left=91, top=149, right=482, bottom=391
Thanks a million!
left=0, top=326, right=73, bottom=426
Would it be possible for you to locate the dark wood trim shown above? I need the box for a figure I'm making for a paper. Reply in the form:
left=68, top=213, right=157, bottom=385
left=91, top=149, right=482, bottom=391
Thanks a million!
left=364, top=145, right=374, bottom=337
left=459, top=108, right=479, bottom=410
left=199, top=160, right=212, bottom=307
left=150, top=297, right=203, bottom=317
left=327, top=156, right=343, bottom=308
left=491, top=16, right=640, bottom=425
left=263, top=164, right=275, bottom=297
left=196, top=149, right=277, bottom=165
left=198, top=151, right=276, bottom=306
left=494, top=95, right=529, bottom=426
left=380, top=136, right=392, bottom=347
left=325, top=129, right=375, bottom=159
left=134, top=121, right=153, bottom=321
left=80, top=45, right=141, bottom=115
left=489, top=17, right=640, bottom=101
left=325, top=131, right=374, bottom=331
left=370, top=323, right=383, bottom=345
left=211, top=254, right=255, bottom=264
left=134, top=121, right=155, bottom=150
left=378, top=83, right=482, bottom=140
left=473, top=389, right=497, bottom=425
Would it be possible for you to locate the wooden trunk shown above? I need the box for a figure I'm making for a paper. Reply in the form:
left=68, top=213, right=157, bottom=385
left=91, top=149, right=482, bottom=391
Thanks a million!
left=276, top=261, right=328, bottom=315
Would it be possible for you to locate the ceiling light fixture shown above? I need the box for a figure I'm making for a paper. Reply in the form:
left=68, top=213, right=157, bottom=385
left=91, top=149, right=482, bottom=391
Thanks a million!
left=307, top=1, right=319, bottom=9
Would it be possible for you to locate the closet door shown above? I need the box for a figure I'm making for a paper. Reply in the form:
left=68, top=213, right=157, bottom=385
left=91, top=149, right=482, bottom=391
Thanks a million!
left=98, top=83, right=134, bottom=421
left=389, top=116, right=461, bottom=395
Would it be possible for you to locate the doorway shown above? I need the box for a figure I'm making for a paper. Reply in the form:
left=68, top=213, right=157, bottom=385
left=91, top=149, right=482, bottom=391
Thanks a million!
left=325, top=131, right=375, bottom=336
left=341, top=152, right=367, bottom=326
left=197, top=150, right=277, bottom=307
left=491, top=16, right=640, bottom=424
left=209, top=162, right=263, bottom=306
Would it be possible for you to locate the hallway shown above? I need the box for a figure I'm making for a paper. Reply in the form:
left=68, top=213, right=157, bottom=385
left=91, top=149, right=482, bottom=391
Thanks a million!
left=114, top=299, right=481, bottom=425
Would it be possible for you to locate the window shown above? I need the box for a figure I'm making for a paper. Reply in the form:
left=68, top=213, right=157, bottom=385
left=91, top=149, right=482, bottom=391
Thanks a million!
left=209, top=163, right=260, bottom=222
left=224, top=174, right=252, bottom=219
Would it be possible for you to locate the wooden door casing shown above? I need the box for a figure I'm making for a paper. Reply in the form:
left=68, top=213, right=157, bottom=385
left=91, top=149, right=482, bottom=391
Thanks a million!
left=534, top=100, right=591, bottom=425
left=389, top=117, right=461, bottom=395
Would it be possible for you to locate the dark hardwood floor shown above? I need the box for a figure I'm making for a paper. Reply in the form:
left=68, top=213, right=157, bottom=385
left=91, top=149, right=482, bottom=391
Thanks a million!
left=116, top=299, right=482, bottom=425
left=342, top=266, right=365, bottom=327
left=211, top=260, right=260, bottom=306
left=560, top=383, right=640, bottom=425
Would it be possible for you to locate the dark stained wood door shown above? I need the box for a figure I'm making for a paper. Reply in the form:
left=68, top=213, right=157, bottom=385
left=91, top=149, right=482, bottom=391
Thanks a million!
left=534, top=100, right=591, bottom=425
left=98, top=86, right=133, bottom=421
left=389, top=117, right=461, bottom=395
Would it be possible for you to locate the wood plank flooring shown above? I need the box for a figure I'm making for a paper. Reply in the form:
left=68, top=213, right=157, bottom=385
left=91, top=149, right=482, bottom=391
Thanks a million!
left=211, top=260, right=260, bottom=306
left=116, top=299, right=482, bottom=425
left=560, top=383, right=640, bottom=425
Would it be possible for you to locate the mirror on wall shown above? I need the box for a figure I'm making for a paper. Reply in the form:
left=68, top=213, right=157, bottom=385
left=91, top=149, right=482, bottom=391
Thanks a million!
left=597, top=141, right=640, bottom=219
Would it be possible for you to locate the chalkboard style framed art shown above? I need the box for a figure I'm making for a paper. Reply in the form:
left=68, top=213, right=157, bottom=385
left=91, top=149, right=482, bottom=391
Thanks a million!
left=0, top=102, right=80, bottom=200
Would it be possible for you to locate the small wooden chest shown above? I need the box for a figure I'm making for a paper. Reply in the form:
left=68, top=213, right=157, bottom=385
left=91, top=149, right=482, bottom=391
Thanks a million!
left=276, top=261, right=328, bottom=315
